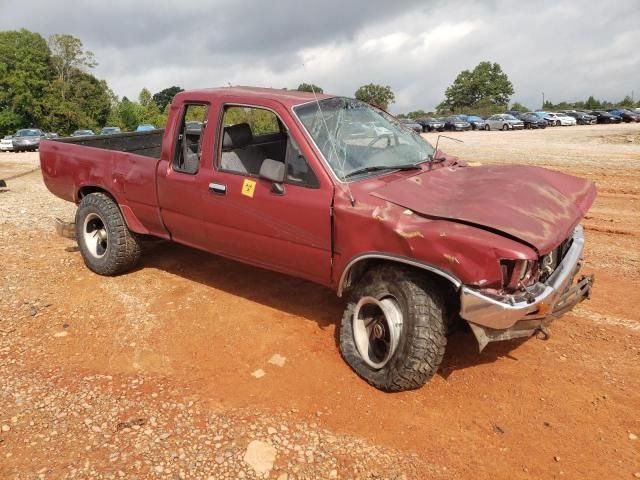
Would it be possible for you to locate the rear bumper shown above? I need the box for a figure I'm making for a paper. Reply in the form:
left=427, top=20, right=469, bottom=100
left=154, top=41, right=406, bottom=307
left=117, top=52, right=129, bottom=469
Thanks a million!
left=459, top=225, right=593, bottom=349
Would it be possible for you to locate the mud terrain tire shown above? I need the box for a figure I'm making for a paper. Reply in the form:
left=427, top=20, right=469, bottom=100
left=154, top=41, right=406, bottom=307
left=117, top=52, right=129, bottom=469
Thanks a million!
left=339, top=265, right=447, bottom=392
left=75, top=193, right=141, bottom=276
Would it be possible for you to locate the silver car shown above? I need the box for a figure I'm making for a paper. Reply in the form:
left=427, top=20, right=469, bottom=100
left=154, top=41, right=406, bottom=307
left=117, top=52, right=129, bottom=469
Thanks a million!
left=12, top=129, right=44, bottom=151
left=485, top=114, right=524, bottom=131
left=1, top=135, right=14, bottom=152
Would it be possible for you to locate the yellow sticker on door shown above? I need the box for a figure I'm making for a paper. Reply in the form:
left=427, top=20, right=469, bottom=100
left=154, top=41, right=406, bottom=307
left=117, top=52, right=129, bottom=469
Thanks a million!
left=241, top=179, right=256, bottom=198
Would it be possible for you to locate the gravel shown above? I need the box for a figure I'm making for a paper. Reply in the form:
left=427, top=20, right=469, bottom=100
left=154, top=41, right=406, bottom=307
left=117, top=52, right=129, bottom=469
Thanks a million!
left=0, top=152, right=440, bottom=479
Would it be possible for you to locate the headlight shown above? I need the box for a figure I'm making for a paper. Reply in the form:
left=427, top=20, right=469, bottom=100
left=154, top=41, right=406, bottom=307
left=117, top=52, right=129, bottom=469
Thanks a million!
left=500, top=259, right=539, bottom=291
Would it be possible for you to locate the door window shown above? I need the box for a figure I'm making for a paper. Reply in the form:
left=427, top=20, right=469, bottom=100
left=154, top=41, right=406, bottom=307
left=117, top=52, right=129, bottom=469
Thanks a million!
left=173, top=104, right=208, bottom=174
left=219, top=105, right=319, bottom=188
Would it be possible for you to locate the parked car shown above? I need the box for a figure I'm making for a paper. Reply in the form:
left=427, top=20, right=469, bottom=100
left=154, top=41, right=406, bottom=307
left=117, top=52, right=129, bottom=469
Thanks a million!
left=185, top=121, right=203, bottom=133
left=517, top=112, right=548, bottom=129
left=100, top=127, right=122, bottom=135
left=485, top=114, right=524, bottom=131
left=40, top=86, right=596, bottom=392
left=562, top=111, right=597, bottom=125
left=399, top=118, right=423, bottom=133
left=466, top=115, right=486, bottom=130
left=72, top=130, right=96, bottom=136
left=416, top=117, right=445, bottom=132
left=136, top=124, right=157, bottom=132
left=544, top=113, right=576, bottom=126
left=532, top=111, right=555, bottom=125
left=443, top=116, right=471, bottom=131
left=1, top=135, right=14, bottom=152
left=45, top=132, right=59, bottom=139
left=607, top=109, right=640, bottom=123
left=590, top=110, right=622, bottom=124
left=12, top=128, right=45, bottom=151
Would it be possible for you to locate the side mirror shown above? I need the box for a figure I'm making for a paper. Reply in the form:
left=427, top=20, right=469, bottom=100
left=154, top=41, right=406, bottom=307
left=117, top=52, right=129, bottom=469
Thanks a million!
left=259, top=159, right=285, bottom=194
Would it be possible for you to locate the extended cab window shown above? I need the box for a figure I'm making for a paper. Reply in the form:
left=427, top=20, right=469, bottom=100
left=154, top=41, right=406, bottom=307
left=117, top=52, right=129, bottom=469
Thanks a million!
left=219, top=105, right=319, bottom=188
left=173, top=104, right=208, bottom=174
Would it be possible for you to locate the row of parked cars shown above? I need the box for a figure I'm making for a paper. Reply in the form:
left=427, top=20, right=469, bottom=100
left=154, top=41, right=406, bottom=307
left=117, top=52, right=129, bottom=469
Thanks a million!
left=400, top=107, right=640, bottom=133
left=0, top=124, right=159, bottom=152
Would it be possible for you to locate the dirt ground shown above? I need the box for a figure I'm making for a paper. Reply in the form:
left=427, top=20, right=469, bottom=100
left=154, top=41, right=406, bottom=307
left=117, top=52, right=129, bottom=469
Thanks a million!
left=1, top=123, right=639, bottom=479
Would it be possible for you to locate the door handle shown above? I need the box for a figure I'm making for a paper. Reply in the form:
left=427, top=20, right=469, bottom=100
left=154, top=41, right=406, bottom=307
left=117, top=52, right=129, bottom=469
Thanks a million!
left=209, top=182, right=226, bottom=195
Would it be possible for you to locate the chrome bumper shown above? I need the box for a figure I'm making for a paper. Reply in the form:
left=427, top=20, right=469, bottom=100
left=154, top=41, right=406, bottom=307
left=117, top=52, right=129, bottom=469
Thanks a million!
left=459, top=226, right=593, bottom=341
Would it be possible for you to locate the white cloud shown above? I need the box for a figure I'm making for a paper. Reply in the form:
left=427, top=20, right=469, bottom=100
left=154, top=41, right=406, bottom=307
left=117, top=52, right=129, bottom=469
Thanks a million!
left=1, top=0, right=638, bottom=113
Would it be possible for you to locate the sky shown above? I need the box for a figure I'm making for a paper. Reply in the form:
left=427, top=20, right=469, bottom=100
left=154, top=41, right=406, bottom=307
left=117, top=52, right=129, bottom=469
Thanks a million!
left=1, top=0, right=639, bottom=113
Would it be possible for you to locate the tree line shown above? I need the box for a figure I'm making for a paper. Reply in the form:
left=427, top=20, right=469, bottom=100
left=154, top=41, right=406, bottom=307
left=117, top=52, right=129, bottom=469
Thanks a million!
left=1, top=29, right=637, bottom=136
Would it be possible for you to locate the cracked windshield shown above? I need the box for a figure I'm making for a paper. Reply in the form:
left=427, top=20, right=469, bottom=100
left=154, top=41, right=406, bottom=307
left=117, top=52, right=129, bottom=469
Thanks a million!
left=294, top=98, right=434, bottom=180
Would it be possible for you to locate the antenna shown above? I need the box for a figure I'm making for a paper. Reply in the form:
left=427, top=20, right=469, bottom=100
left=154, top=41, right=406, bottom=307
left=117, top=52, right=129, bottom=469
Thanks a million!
left=302, top=68, right=356, bottom=206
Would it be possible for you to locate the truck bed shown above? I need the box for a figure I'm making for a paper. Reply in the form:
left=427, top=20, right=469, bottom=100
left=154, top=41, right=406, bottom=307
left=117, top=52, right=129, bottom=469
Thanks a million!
left=40, top=130, right=169, bottom=238
left=55, top=130, right=164, bottom=159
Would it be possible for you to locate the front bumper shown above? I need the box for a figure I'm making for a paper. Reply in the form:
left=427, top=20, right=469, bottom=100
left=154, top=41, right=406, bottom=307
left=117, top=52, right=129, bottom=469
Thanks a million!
left=459, top=225, right=593, bottom=350
left=13, top=142, right=39, bottom=150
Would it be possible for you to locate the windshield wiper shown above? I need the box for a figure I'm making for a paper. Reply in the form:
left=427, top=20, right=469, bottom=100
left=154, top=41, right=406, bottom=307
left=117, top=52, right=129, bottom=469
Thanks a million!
left=343, top=164, right=421, bottom=179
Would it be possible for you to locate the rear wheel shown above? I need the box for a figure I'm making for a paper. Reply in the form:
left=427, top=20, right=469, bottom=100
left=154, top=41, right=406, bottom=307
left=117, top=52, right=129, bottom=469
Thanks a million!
left=339, top=265, right=447, bottom=392
left=75, top=193, right=142, bottom=276
left=486, top=124, right=490, bottom=131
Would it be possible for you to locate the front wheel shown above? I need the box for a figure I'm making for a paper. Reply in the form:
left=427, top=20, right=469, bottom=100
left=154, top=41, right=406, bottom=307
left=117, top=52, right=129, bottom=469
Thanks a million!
left=339, top=265, right=447, bottom=392
left=75, top=193, right=142, bottom=276
left=502, top=124, right=509, bottom=131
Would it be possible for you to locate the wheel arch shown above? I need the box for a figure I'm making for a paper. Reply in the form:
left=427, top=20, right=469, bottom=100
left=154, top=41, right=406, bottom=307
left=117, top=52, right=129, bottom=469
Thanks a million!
left=77, top=185, right=150, bottom=235
left=337, top=253, right=462, bottom=298
left=338, top=254, right=465, bottom=336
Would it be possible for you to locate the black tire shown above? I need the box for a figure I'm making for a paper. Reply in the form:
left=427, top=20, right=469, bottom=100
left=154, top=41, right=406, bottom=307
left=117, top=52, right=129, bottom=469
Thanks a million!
left=555, top=120, right=561, bottom=126
left=486, top=124, right=490, bottom=131
left=339, top=265, right=447, bottom=392
left=75, top=192, right=142, bottom=276
left=502, top=124, right=508, bottom=131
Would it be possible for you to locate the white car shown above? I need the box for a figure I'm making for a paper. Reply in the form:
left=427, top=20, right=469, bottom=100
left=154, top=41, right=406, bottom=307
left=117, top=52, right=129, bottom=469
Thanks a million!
left=0, top=135, right=14, bottom=151
left=546, top=113, right=576, bottom=126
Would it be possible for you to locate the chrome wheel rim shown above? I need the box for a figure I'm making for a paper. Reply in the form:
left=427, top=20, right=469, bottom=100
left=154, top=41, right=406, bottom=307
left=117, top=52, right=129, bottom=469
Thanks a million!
left=83, top=213, right=108, bottom=258
left=352, top=296, right=403, bottom=369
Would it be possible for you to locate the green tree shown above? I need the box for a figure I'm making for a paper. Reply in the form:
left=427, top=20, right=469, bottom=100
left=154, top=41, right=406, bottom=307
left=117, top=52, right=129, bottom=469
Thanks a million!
left=618, top=95, right=635, bottom=107
left=138, top=88, right=164, bottom=126
left=437, top=61, right=514, bottom=113
left=406, top=110, right=427, bottom=119
left=0, top=29, right=51, bottom=135
left=510, top=102, right=529, bottom=112
left=152, top=86, right=183, bottom=110
left=584, top=96, right=601, bottom=110
left=542, top=100, right=555, bottom=110
left=40, top=73, right=112, bottom=134
left=297, top=83, right=323, bottom=94
left=48, top=34, right=97, bottom=100
left=354, top=84, right=395, bottom=110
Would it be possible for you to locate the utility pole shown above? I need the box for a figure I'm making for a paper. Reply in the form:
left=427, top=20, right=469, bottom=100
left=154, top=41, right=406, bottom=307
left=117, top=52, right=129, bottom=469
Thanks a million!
left=542, top=92, right=545, bottom=110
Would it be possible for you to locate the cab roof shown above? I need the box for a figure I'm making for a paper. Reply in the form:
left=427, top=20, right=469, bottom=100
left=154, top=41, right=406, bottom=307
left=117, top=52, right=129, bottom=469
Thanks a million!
left=175, top=86, right=333, bottom=108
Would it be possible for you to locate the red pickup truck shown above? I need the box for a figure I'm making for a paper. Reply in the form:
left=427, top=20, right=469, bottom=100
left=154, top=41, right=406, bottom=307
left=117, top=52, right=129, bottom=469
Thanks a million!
left=40, top=87, right=596, bottom=391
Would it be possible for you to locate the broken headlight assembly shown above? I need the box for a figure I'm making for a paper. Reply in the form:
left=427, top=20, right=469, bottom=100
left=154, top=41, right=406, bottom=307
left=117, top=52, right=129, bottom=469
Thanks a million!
left=500, top=259, right=540, bottom=292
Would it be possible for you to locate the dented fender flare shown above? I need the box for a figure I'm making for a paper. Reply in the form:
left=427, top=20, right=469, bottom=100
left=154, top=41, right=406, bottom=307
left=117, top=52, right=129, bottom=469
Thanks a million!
left=336, top=252, right=462, bottom=297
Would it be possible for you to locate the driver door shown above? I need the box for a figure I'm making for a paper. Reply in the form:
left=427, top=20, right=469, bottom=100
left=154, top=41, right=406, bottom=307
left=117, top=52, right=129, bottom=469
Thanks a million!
left=199, top=102, right=334, bottom=285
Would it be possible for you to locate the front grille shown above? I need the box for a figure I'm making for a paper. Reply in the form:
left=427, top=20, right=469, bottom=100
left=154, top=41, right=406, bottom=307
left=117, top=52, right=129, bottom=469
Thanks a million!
left=539, top=236, right=573, bottom=283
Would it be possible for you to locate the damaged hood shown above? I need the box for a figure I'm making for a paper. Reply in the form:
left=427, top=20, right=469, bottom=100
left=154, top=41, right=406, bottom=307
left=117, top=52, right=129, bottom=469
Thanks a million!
left=370, top=164, right=596, bottom=254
